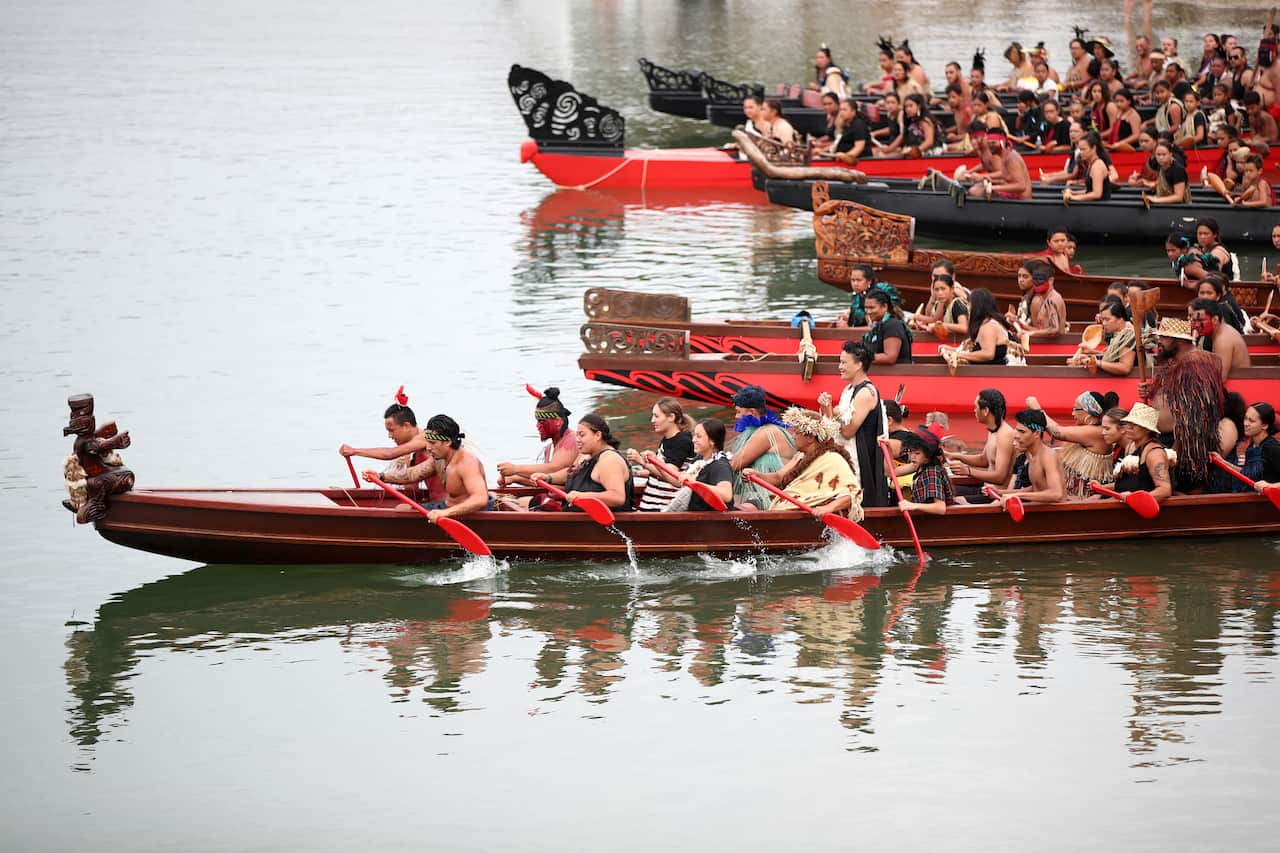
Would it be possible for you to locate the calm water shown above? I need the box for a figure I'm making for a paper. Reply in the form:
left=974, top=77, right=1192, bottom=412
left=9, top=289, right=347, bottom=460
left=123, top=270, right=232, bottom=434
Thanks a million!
left=3, top=1, right=1279, bottom=850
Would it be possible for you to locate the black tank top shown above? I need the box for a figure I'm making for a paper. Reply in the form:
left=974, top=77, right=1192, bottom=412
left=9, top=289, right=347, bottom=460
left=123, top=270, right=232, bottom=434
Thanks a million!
left=1115, top=441, right=1160, bottom=493
left=565, top=448, right=634, bottom=510
left=1089, top=163, right=1113, bottom=200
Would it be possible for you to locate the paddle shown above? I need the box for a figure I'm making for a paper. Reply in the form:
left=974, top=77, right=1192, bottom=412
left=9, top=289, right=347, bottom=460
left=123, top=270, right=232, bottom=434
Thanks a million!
left=533, top=478, right=617, bottom=526
left=982, top=484, right=1026, bottom=522
left=879, top=439, right=926, bottom=564
left=365, top=472, right=492, bottom=557
left=643, top=451, right=728, bottom=511
left=1210, top=455, right=1280, bottom=510
left=1128, top=287, right=1160, bottom=402
left=1089, top=481, right=1161, bottom=519
left=744, top=471, right=879, bottom=549
left=792, top=310, right=817, bottom=382
left=344, top=456, right=360, bottom=489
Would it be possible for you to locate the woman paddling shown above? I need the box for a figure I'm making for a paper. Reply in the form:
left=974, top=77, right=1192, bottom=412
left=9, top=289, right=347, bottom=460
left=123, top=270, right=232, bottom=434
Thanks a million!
left=742, top=408, right=863, bottom=520
left=627, top=397, right=696, bottom=512
left=658, top=418, right=736, bottom=512
left=532, top=413, right=634, bottom=511
left=728, top=385, right=795, bottom=509
left=892, top=426, right=955, bottom=515
left=1211, top=403, right=1280, bottom=493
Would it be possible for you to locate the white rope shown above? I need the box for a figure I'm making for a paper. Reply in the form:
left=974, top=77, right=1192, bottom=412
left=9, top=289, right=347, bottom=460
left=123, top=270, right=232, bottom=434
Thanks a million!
left=556, top=156, right=636, bottom=191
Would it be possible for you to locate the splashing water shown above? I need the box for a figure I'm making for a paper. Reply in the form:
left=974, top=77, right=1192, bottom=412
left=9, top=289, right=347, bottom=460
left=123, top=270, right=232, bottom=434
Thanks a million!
left=397, top=554, right=511, bottom=586
left=606, top=525, right=640, bottom=575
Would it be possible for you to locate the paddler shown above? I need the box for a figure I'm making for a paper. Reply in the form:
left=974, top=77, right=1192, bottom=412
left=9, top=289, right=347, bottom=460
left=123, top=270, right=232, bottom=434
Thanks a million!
left=742, top=407, right=864, bottom=519
left=496, top=386, right=579, bottom=487
left=340, top=386, right=444, bottom=502
left=988, top=409, right=1066, bottom=505
left=892, top=426, right=956, bottom=515
left=967, top=127, right=1032, bottom=199
left=369, top=414, right=493, bottom=521
left=946, top=389, right=1017, bottom=500
left=531, top=413, right=634, bottom=511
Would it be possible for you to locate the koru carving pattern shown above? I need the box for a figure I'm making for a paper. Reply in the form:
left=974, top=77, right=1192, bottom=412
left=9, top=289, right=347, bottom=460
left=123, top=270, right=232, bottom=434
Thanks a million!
left=755, top=135, right=812, bottom=166
left=583, top=288, right=691, bottom=323
left=580, top=323, right=690, bottom=356
left=508, top=64, right=625, bottom=147
left=638, top=58, right=703, bottom=92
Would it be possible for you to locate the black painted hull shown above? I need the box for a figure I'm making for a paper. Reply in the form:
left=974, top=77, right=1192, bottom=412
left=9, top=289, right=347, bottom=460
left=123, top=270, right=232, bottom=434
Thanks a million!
left=764, top=177, right=1275, bottom=243
left=648, top=91, right=709, bottom=120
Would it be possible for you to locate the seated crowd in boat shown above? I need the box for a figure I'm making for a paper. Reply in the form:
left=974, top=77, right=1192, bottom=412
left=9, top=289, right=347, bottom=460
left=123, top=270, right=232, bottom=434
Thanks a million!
left=743, top=17, right=1280, bottom=207
left=338, top=302, right=1279, bottom=525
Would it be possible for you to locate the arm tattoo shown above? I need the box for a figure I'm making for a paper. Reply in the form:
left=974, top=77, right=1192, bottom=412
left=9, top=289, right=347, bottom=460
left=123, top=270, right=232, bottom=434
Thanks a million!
left=1152, top=462, right=1170, bottom=484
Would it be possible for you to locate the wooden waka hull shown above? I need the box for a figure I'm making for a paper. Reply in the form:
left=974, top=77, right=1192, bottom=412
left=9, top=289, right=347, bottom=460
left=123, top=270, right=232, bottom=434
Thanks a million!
left=764, top=176, right=1277, bottom=243
left=93, top=488, right=1280, bottom=564
left=578, top=352, right=1280, bottom=416
left=520, top=142, right=1266, bottom=193
left=809, top=195, right=1280, bottom=340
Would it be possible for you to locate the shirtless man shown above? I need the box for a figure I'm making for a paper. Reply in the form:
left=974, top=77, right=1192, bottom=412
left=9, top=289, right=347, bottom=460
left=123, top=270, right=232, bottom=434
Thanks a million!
left=1125, top=35, right=1155, bottom=88
left=370, top=414, right=492, bottom=521
left=1243, top=91, right=1280, bottom=142
left=340, top=391, right=444, bottom=500
left=1190, top=298, right=1251, bottom=380
left=968, top=128, right=1032, bottom=198
left=1254, top=9, right=1280, bottom=110
left=946, top=389, right=1017, bottom=501
left=993, top=409, right=1066, bottom=503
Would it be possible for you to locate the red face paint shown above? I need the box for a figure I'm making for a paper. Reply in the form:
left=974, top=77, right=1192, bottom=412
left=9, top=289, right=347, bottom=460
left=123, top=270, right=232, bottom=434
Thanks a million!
left=537, top=418, right=560, bottom=441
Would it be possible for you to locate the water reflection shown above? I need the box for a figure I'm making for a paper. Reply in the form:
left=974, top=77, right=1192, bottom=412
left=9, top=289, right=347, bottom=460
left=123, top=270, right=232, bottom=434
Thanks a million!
left=66, top=541, right=1280, bottom=768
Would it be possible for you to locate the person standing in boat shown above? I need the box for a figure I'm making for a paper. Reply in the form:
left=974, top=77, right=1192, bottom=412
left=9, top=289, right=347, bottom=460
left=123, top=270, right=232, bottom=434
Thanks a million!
left=989, top=409, right=1066, bottom=505
left=1189, top=299, right=1251, bottom=382
left=531, top=413, right=634, bottom=512
left=370, top=414, right=493, bottom=520
left=496, top=386, right=579, bottom=488
left=728, top=385, right=795, bottom=509
left=810, top=46, right=849, bottom=99
left=657, top=418, right=735, bottom=513
left=743, top=407, right=863, bottom=520
left=627, top=397, right=696, bottom=512
left=862, top=290, right=913, bottom=364
left=1028, top=391, right=1120, bottom=498
left=947, top=389, right=1017, bottom=502
left=1104, top=403, right=1173, bottom=503
left=1138, top=317, right=1225, bottom=492
left=340, top=386, right=444, bottom=503
left=816, top=341, right=892, bottom=508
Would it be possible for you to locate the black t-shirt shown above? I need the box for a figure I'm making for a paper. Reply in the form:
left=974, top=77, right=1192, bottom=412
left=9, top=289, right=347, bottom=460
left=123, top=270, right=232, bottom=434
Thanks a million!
left=1261, top=436, right=1280, bottom=483
left=864, top=316, right=913, bottom=363
left=659, top=431, right=695, bottom=469
left=835, top=117, right=872, bottom=154
left=1161, top=162, right=1188, bottom=188
left=1040, top=118, right=1070, bottom=147
left=688, top=457, right=735, bottom=512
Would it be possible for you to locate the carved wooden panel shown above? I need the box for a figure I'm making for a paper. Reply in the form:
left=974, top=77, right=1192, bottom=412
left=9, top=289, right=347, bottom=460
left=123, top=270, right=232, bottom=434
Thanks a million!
left=637, top=58, right=703, bottom=92
left=755, top=135, right=812, bottom=166
left=581, top=323, right=689, bottom=356
left=583, top=288, right=691, bottom=322
left=1231, top=283, right=1270, bottom=308
left=912, top=248, right=1031, bottom=274
left=508, top=64, right=624, bottom=147
left=702, top=73, right=763, bottom=104
left=813, top=198, right=913, bottom=264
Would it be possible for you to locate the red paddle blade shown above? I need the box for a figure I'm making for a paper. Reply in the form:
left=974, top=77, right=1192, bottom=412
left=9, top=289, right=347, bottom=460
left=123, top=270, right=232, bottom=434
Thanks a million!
left=1264, top=485, right=1280, bottom=511
left=688, top=480, right=727, bottom=511
left=820, top=513, right=881, bottom=550
left=1005, top=495, right=1026, bottom=523
left=573, top=496, right=617, bottom=526
left=436, top=516, right=492, bottom=557
left=1126, top=491, right=1161, bottom=519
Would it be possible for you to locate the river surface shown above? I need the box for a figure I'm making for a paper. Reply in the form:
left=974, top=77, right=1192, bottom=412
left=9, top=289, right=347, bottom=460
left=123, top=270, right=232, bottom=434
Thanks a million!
left=2, top=1, right=1278, bottom=850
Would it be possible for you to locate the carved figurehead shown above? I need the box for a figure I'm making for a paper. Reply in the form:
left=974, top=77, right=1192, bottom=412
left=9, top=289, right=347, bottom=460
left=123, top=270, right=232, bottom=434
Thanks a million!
left=62, top=394, right=134, bottom=524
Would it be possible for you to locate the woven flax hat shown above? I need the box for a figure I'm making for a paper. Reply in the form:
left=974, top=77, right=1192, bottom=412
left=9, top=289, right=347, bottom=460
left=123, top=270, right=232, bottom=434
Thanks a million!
left=1121, top=402, right=1161, bottom=434
left=781, top=407, right=839, bottom=442
left=1156, top=317, right=1195, bottom=341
